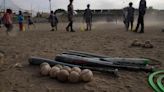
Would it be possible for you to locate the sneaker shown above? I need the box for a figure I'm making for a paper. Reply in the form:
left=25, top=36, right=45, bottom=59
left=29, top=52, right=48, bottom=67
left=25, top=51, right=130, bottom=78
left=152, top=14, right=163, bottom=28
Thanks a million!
left=133, top=30, right=137, bottom=32
left=66, top=27, right=69, bottom=32
left=51, top=29, right=54, bottom=31
left=139, top=31, right=144, bottom=33
left=161, top=29, right=164, bottom=32
left=70, top=30, right=75, bottom=32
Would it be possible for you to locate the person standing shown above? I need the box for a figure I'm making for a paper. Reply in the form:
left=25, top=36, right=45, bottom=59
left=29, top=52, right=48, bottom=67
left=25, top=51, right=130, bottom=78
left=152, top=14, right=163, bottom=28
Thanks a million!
left=126, top=2, right=135, bottom=31
left=53, top=11, right=58, bottom=31
left=27, top=15, right=35, bottom=29
left=134, top=0, right=147, bottom=33
left=123, top=7, right=128, bottom=30
left=2, top=9, right=13, bottom=35
left=66, top=0, right=75, bottom=32
left=0, top=15, right=2, bottom=28
left=18, top=11, right=24, bottom=31
left=49, top=11, right=55, bottom=31
left=83, top=4, right=92, bottom=31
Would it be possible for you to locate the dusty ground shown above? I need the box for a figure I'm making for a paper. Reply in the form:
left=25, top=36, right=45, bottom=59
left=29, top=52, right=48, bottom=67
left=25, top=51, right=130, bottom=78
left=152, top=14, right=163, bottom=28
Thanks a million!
left=0, top=21, right=164, bottom=92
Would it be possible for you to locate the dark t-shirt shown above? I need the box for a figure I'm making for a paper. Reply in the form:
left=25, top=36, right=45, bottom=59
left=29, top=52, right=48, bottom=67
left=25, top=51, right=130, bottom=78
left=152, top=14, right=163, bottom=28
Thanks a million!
left=139, top=0, right=147, bottom=15
left=127, top=7, right=135, bottom=22
left=84, top=9, right=92, bottom=20
left=0, top=17, right=2, bottom=24
left=49, top=14, right=54, bottom=23
left=67, top=4, right=74, bottom=21
left=28, top=18, right=33, bottom=25
left=49, top=14, right=58, bottom=27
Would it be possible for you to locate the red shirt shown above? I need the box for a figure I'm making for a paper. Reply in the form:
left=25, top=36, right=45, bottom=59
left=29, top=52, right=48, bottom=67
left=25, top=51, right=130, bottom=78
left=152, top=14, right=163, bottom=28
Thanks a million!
left=3, top=13, right=12, bottom=24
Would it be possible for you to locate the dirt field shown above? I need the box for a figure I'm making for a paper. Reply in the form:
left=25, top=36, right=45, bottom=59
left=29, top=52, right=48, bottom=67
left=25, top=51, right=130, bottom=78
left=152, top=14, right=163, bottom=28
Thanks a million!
left=0, top=21, right=164, bottom=92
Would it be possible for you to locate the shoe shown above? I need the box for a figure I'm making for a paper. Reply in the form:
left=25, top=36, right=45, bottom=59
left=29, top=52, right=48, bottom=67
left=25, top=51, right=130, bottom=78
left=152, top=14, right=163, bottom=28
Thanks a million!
left=66, top=27, right=69, bottom=32
left=51, top=29, right=54, bottom=31
left=139, top=31, right=144, bottom=33
left=70, top=30, right=75, bottom=32
left=162, top=29, right=164, bottom=32
left=133, top=30, right=137, bottom=32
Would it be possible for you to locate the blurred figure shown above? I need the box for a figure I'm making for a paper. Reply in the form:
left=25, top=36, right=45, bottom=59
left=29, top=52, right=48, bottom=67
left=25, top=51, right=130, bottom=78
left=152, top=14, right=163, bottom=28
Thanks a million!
left=0, top=15, right=2, bottom=28
left=27, top=15, right=35, bottom=29
left=127, top=2, right=135, bottom=31
left=18, top=11, right=24, bottom=31
left=134, top=0, right=147, bottom=33
left=2, top=9, right=13, bottom=35
left=49, top=11, right=55, bottom=31
left=66, top=0, right=75, bottom=32
left=53, top=11, right=58, bottom=31
left=83, top=4, right=92, bottom=31
left=48, top=11, right=58, bottom=31
left=123, top=7, right=128, bottom=30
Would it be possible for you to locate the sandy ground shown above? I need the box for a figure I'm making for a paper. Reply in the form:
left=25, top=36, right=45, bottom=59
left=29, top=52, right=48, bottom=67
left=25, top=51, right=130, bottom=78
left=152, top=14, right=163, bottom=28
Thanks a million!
left=0, top=21, right=164, bottom=92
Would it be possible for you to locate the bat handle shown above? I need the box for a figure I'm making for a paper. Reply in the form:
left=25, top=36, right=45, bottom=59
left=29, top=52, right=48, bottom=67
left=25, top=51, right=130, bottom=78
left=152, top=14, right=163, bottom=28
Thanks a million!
left=114, top=69, right=119, bottom=77
left=108, top=69, right=119, bottom=77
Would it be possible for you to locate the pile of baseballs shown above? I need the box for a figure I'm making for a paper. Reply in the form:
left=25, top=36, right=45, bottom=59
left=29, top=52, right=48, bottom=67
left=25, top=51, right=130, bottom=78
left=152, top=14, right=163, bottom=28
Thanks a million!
left=142, top=40, right=154, bottom=48
left=131, top=39, right=154, bottom=48
left=131, top=39, right=141, bottom=47
left=40, top=63, right=93, bottom=83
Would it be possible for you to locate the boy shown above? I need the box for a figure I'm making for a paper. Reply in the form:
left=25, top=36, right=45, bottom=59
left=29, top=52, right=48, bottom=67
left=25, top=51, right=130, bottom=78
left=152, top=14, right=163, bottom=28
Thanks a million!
left=83, top=4, right=92, bottom=31
left=66, top=0, right=75, bottom=32
left=3, top=9, right=13, bottom=35
left=27, top=15, right=35, bottom=29
left=0, top=15, right=2, bottom=28
left=127, top=2, right=135, bottom=31
left=53, top=12, right=58, bottom=31
left=49, top=11, right=56, bottom=31
left=134, top=0, right=147, bottom=33
left=123, top=7, right=128, bottom=28
left=17, top=11, right=24, bottom=31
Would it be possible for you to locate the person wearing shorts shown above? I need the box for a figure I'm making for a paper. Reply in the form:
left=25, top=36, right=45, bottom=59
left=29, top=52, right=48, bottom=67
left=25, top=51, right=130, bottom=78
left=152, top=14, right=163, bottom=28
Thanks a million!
left=83, top=4, right=92, bottom=31
left=17, top=11, right=24, bottom=31
left=3, top=9, right=13, bottom=35
left=126, top=2, right=135, bottom=31
left=66, top=0, right=75, bottom=32
left=27, top=15, right=35, bottom=29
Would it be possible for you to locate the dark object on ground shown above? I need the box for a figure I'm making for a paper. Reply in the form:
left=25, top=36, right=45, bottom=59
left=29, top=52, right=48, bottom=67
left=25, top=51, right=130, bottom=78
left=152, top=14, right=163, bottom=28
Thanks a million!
left=63, top=50, right=109, bottom=58
left=29, top=57, right=118, bottom=76
left=55, top=54, right=154, bottom=72
left=142, top=40, right=154, bottom=48
left=63, top=51, right=149, bottom=66
left=162, top=29, right=164, bottom=32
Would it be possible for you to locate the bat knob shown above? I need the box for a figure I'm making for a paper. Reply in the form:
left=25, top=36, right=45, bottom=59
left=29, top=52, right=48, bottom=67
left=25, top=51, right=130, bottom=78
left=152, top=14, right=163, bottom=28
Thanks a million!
left=114, top=69, right=119, bottom=77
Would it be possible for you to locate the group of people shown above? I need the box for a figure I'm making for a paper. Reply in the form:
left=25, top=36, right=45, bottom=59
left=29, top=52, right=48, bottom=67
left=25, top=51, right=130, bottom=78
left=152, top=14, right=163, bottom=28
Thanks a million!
left=49, top=0, right=93, bottom=32
left=0, top=9, right=35, bottom=35
left=1, top=0, right=147, bottom=35
left=65, top=0, right=93, bottom=32
left=49, top=11, right=58, bottom=31
left=64, top=0, right=147, bottom=33
left=123, top=0, right=147, bottom=33
left=17, top=11, right=35, bottom=31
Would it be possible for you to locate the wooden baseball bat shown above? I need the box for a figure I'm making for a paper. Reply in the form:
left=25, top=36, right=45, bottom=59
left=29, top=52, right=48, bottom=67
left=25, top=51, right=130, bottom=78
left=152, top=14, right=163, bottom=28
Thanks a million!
left=55, top=54, right=154, bottom=72
left=28, top=56, right=118, bottom=76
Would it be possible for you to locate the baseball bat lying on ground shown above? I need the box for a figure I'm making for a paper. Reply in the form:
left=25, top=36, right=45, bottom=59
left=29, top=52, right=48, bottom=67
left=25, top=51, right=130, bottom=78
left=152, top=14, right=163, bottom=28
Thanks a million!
left=55, top=54, right=154, bottom=72
left=63, top=50, right=109, bottom=58
left=63, top=50, right=150, bottom=66
left=29, top=57, right=119, bottom=76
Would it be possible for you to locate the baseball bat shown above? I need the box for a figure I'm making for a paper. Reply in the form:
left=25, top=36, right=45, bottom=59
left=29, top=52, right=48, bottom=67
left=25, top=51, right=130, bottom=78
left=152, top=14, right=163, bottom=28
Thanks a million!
left=28, top=56, right=118, bottom=76
left=63, top=50, right=109, bottom=58
left=55, top=54, right=154, bottom=72
left=63, top=50, right=149, bottom=66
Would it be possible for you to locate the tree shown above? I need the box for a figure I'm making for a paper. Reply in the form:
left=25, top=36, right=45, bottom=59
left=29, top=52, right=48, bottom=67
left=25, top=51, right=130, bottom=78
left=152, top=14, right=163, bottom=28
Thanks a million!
left=55, top=9, right=66, bottom=14
left=148, top=6, right=154, bottom=10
